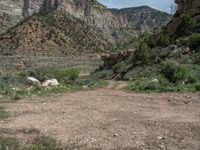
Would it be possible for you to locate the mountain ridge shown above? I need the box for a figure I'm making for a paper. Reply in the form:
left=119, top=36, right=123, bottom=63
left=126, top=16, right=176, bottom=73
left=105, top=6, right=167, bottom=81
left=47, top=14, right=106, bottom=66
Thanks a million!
left=0, top=0, right=172, bottom=57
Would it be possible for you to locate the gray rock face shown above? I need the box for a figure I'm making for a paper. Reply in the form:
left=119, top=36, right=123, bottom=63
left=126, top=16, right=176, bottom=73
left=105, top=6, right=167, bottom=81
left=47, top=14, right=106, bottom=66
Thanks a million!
left=0, top=0, right=172, bottom=36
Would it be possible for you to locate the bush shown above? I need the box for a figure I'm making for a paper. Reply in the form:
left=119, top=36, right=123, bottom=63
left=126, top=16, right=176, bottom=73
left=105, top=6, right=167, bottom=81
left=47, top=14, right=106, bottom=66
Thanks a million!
left=48, top=68, right=80, bottom=83
left=195, top=83, right=200, bottom=91
left=159, top=34, right=170, bottom=47
left=134, top=42, right=150, bottom=64
left=30, top=136, right=57, bottom=150
left=27, top=68, right=80, bottom=83
left=190, top=33, right=200, bottom=49
left=177, top=14, right=197, bottom=35
left=0, top=107, right=9, bottom=120
left=160, top=61, right=196, bottom=84
left=0, top=137, right=19, bottom=150
left=112, top=62, right=126, bottom=74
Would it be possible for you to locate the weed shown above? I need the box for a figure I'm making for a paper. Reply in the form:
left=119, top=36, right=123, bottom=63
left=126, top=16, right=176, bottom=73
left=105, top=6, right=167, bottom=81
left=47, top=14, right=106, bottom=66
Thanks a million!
left=0, top=107, right=9, bottom=120
left=0, top=137, right=19, bottom=150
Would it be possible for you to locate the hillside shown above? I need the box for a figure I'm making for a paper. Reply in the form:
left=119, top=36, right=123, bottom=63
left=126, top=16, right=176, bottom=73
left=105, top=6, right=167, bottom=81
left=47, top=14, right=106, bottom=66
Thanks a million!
left=0, top=0, right=172, bottom=57
left=92, top=0, right=200, bottom=92
left=0, top=11, right=114, bottom=57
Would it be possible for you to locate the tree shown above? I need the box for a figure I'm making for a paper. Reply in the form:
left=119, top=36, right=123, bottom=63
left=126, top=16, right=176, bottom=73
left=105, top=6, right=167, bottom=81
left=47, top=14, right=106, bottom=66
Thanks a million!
left=134, top=42, right=150, bottom=65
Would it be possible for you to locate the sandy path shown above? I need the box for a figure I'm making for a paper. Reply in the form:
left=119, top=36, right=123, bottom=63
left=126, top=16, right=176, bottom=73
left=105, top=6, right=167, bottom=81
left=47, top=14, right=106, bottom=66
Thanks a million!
left=0, top=83, right=200, bottom=149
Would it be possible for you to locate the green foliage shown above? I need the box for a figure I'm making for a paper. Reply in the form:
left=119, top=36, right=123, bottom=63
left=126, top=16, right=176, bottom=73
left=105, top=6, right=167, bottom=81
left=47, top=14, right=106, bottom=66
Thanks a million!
left=134, top=42, right=150, bottom=64
left=159, top=34, right=170, bottom=47
left=195, top=83, right=200, bottom=91
left=30, top=136, right=57, bottom=150
left=177, top=14, right=197, bottom=35
left=0, top=137, right=19, bottom=150
left=160, top=61, right=197, bottom=84
left=126, top=77, right=198, bottom=93
left=93, top=69, right=114, bottom=80
left=27, top=68, right=80, bottom=83
left=48, top=68, right=80, bottom=83
left=0, top=107, right=9, bottom=120
left=190, top=33, right=200, bottom=49
left=112, top=62, right=126, bottom=74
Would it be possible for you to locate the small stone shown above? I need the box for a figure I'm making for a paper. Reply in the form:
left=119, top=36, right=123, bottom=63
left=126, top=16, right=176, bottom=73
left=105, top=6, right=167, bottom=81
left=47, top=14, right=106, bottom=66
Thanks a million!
left=157, top=136, right=164, bottom=140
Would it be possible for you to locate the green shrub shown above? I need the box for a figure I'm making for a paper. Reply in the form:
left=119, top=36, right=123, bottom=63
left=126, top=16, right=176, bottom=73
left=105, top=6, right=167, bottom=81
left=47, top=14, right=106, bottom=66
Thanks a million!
left=30, top=136, right=57, bottom=150
left=134, top=42, right=150, bottom=64
left=112, top=62, right=126, bottom=74
left=195, top=83, right=200, bottom=91
left=48, top=68, right=80, bottom=83
left=27, top=68, right=80, bottom=83
left=160, top=61, right=196, bottom=84
left=0, top=137, right=19, bottom=150
left=159, top=34, right=170, bottom=47
left=190, top=33, right=200, bottom=49
left=0, top=107, right=9, bottom=120
left=177, top=14, right=197, bottom=35
left=93, top=69, right=114, bottom=80
left=150, top=48, right=161, bottom=61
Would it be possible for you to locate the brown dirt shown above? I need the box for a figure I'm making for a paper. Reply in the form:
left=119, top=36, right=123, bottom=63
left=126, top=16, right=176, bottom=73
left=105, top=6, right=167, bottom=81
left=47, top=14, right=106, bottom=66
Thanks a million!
left=0, top=82, right=200, bottom=149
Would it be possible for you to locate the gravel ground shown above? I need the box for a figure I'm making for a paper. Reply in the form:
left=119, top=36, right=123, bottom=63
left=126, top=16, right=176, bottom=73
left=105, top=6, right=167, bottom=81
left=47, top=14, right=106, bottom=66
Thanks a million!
left=0, top=82, right=200, bottom=149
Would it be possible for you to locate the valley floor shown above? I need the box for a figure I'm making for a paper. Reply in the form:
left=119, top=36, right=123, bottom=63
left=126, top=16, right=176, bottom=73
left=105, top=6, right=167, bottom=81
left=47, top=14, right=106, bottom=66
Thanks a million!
left=0, top=81, right=200, bottom=149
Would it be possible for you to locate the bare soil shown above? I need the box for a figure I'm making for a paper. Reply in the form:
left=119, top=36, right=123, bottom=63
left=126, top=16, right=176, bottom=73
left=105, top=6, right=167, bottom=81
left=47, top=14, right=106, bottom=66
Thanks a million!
left=0, top=81, right=200, bottom=149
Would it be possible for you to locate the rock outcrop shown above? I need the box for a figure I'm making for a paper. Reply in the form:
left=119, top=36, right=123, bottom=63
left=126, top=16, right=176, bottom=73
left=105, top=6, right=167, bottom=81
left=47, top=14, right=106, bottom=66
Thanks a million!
left=167, top=0, right=200, bottom=34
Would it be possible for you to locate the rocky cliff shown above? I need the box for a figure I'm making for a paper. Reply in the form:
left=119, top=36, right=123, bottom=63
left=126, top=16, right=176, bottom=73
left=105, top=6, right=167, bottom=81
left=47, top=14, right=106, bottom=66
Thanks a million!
left=0, top=0, right=171, bottom=35
left=167, top=0, right=200, bottom=34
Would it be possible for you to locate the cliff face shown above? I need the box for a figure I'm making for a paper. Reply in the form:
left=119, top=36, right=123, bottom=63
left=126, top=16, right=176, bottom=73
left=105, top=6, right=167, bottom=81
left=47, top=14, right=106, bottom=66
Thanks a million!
left=0, top=0, right=171, bottom=35
left=167, top=0, right=200, bottom=34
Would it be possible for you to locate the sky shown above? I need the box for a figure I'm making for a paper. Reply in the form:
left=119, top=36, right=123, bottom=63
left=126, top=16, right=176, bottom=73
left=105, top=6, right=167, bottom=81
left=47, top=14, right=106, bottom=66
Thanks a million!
left=98, top=0, right=175, bottom=14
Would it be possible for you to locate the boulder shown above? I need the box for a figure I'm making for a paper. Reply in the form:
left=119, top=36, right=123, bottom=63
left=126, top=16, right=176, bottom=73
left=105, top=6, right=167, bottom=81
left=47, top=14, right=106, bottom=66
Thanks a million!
left=169, top=44, right=177, bottom=50
left=151, top=79, right=159, bottom=83
left=26, top=77, right=40, bottom=86
left=42, top=79, right=59, bottom=87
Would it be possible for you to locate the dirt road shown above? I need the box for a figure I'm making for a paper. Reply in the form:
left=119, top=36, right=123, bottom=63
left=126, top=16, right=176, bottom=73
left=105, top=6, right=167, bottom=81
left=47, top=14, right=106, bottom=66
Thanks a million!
left=0, top=82, right=200, bottom=149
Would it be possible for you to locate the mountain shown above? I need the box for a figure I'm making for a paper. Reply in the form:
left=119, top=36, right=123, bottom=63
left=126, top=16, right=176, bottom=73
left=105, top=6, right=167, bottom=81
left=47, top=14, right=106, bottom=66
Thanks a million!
left=110, top=6, right=171, bottom=31
left=0, top=0, right=172, bottom=57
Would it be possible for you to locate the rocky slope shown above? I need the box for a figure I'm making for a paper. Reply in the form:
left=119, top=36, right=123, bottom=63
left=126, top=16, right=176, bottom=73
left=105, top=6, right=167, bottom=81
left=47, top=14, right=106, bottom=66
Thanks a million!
left=92, top=0, right=200, bottom=90
left=0, top=0, right=172, bottom=57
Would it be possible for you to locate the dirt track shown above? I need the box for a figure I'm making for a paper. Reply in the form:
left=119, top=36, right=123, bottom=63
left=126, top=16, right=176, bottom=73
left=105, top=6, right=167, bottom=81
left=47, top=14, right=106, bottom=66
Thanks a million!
left=0, top=82, right=200, bottom=149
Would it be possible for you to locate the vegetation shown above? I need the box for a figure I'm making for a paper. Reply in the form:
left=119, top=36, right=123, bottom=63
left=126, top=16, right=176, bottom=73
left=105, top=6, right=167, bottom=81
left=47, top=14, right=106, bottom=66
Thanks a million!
left=177, top=14, right=197, bottom=35
left=160, top=61, right=196, bottom=84
left=0, top=137, right=19, bottom=150
left=0, top=68, right=107, bottom=101
left=134, top=42, right=150, bottom=64
left=0, top=107, right=9, bottom=120
left=190, top=33, right=200, bottom=49
left=159, top=33, right=170, bottom=47
left=30, top=136, right=57, bottom=150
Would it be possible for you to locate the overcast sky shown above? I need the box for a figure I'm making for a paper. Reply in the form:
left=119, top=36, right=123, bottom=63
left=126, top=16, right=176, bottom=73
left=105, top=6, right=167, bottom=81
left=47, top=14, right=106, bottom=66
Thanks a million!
left=98, top=0, right=175, bottom=14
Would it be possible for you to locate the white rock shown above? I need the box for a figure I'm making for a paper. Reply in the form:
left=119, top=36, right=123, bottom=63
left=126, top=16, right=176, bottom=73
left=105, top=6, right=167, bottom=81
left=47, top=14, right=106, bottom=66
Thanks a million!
left=26, top=77, right=40, bottom=86
left=42, top=79, right=59, bottom=87
left=83, top=85, right=89, bottom=89
left=151, top=79, right=159, bottom=83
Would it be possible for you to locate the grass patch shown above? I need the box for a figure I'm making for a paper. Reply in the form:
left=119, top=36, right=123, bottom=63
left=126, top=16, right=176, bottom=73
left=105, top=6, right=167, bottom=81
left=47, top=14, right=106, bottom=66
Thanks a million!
left=0, top=68, right=108, bottom=101
left=126, top=77, right=199, bottom=93
left=29, top=135, right=85, bottom=150
left=30, top=136, right=57, bottom=150
left=0, top=137, right=19, bottom=150
left=0, top=107, right=9, bottom=120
